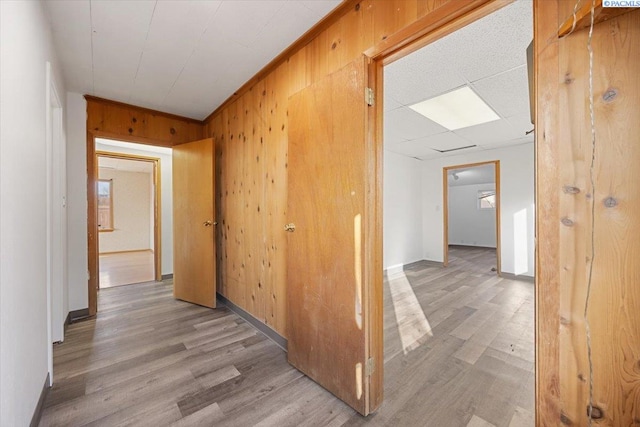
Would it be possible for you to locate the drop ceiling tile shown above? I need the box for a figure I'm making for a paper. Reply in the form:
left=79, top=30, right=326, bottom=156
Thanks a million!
left=453, top=118, right=522, bottom=146
left=481, top=136, right=534, bottom=151
left=385, top=140, right=439, bottom=159
left=384, top=96, right=403, bottom=112
left=505, top=114, right=534, bottom=139
left=434, top=0, right=532, bottom=82
left=385, top=43, right=466, bottom=106
left=385, top=107, right=448, bottom=141
left=472, top=65, right=530, bottom=118
left=413, top=132, right=475, bottom=152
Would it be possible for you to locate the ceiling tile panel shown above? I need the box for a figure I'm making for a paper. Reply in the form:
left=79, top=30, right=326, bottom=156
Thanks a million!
left=384, top=43, right=466, bottom=106
left=385, top=141, right=439, bottom=159
left=413, top=132, right=475, bottom=152
left=472, top=65, right=531, bottom=118
left=90, top=0, right=156, bottom=39
left=505, top=114, right=534, bottom=139
left=385, top=107, right=448, bottom=141
left=205, top=1, right=287, bottom=48
left=434, top=0, right=532, bottom=82
left=453, top=118, right=522, bottom=146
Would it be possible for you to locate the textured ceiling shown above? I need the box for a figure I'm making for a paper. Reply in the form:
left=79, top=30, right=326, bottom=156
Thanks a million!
left=384, top=0, right=533, bottom=160
left=44, top=0, right=341, bottom=119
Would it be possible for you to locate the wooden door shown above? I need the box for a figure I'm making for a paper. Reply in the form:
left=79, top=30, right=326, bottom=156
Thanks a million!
left=287, top=57, right=382, bottom=415
left=173, top=138, right=216, bottom=308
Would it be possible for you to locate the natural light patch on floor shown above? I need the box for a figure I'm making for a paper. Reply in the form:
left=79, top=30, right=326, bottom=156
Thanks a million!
left=388, top=271, right=432, bottom=354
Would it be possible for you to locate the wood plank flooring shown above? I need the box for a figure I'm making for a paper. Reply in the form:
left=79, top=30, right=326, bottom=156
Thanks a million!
left=99, top=251, right=155, bottom=288
left=42, top=246, right=533, bottom=426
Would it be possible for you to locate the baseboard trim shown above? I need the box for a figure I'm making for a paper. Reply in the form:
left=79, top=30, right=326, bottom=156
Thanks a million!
left=69, top=308, right=90, bottom=322
left=161, top=273, right=174, bottom=280
left=448, top=244, right=497, bottom=250
left=385, top=259, right=442, bottom=278
left=216, top=293, right=287, bottom=352
left=30, top=373, right=50, bottom=427
left=501, top=272, right=535, bottom=283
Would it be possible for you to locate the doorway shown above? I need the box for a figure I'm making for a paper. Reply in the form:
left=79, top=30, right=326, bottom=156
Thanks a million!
left=443, top=161, right=501, bottom=274
left=378, top=0, right=535, bottom=424
left=96, top=152, right=160, bottom=287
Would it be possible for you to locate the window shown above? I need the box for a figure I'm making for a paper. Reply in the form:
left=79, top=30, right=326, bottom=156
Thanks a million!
left=98, top=179, right=114, bottom=231
left=478, top=190, right=496, bottom=209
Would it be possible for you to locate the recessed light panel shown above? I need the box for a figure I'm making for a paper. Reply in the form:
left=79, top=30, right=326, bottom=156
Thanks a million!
left=409, top=86, right=500, bottom=131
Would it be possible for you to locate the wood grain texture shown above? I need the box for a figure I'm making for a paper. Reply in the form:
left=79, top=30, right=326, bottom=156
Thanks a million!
left=287, top=57, right=372, bottom=415
left=536, top=2, right=640, bottom=425
left=172, top=138, right=216, bottom=308
left=203, top=0, right=499, bottom=341
left=41, top=247, right=534, bottom=426
left=86, top=97, right=204, bottom=315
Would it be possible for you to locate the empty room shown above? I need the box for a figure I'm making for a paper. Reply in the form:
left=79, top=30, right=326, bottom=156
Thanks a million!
left=1, top=1, right=638, bottom=426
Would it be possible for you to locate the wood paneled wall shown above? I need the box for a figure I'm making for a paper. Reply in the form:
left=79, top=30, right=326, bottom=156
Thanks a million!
left=86, top=96, right=204, bottom=147
left=203, top=0, right=486, bottom=337
left=535, top=2, right=640, bottom=425
left=86, top=96, right=204, bottom=314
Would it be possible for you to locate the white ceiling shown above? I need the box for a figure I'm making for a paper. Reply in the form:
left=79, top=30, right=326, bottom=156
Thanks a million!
left=384, top=0, right=533, bottom=160
left=447, top=164, right=495, bottom=187
left=96, top=138, right=173, bottom=155
left=44, top=0, right=341, bottom=120
left=98, top=156, right=154, bottom=174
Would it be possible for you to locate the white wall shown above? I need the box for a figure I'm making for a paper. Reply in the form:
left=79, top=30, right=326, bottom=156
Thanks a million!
left=66, top=93, right=88, bottom=311
left=0, top=1, right=66, bottom=424
left=422, top=143, right=535, bottom=276
left=96, top=142, right=174, bottom=275
left=98, top=168, right=152, bottom=253
left=448, top=183, right=497, bottom=247
left=383, top=150, right=424, bottom=270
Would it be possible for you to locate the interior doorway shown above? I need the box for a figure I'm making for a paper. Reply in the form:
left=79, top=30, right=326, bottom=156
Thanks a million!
left=443, top=160, right=501, bottom=274
left=378, top=0, right=535, bottom=425
left=96, top=151, right=161, bottom=288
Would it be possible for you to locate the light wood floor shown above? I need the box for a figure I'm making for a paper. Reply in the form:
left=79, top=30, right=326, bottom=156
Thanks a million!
left=99, top=250, right=155, bottom=288
left=42, top=246, right=533, bottom=426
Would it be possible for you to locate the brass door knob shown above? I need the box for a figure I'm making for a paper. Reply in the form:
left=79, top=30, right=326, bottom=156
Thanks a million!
left=284, top=223, right=296, bottom=232
left=204, top=220, right=213, bottom=227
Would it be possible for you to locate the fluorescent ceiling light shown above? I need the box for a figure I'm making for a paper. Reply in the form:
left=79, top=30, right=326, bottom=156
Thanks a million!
left=409, top=86, right=500, bottom=131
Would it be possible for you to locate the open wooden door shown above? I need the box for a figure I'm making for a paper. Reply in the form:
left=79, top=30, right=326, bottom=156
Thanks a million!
left=173, top=138, right=216, bottom=308
left=287, top=57, right=382, bottom=415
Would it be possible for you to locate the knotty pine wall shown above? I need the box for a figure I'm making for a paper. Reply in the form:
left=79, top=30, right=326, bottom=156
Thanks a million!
left=204, top=0, right=471, bottom=337
left=536, top=2, right=640, bottom=426
left=86, top=96, right=204, bottom=147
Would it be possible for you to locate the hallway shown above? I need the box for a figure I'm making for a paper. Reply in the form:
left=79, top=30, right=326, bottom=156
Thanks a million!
left=42, top=250, right=533, bottom=426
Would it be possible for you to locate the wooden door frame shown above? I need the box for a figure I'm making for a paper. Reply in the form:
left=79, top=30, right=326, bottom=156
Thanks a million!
left=366, top=0, right=515, bottom=415
left=96, top=150, right=162, bottom=285
left=442, top=161, right=502, bottom=274
left=87, top=132, right=169, bottom=315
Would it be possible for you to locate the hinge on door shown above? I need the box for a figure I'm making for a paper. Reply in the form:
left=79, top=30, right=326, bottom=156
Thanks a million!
left=365, top=357, right=375, bottom=376
left=365, top=87, right=375, bottom=106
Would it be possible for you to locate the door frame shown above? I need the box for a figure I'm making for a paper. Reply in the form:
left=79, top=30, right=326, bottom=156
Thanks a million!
left=87, top=132, right=170, bottom=315
left=367, top=0, right=515, bottom=414
left=442, top=161, right=501, bottom=273
left=95, top=150, right=162, bottom=286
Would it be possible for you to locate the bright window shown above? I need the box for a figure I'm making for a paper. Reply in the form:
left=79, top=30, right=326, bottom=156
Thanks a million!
left=478, top=190, right=496, bottom=209
left=98, top=179, right=114, bottom=231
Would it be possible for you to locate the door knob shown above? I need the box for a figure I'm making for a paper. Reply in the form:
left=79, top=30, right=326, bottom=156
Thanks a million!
left=204, top=220, right=213, bottom=227
left=284, top=223, right=296, bottom=232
